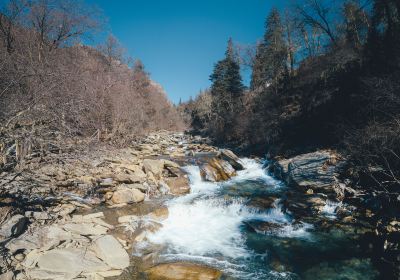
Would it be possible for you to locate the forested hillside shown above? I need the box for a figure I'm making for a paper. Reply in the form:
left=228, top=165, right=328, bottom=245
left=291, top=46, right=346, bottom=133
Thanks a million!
left=182, top=0, right=400, bottom=195
left=0, top=0, right=184, bottom=167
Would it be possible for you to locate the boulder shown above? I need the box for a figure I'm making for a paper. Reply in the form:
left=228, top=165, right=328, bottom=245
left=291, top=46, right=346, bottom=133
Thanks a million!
left=0, top=214, right=28, bottom=238
left=91, top=235, right=129, bottom=270
left=273, top=150, right=346, bottom=199
left=268, top=158, right=292, bottom=181
left=113, top=173, right=143, bottom=184
left=111, top=188, right=145, bottom=204
left=200, top=158, right=236, bottom=182
left=143, top=159, right=164, bottom=178
left=119, top=164, right=147, bottom=177
left=146, top=262, right=222, bottom=280
left=220, top=149, right=244, bottom=170
left=164, top=177, right=190, bottom=195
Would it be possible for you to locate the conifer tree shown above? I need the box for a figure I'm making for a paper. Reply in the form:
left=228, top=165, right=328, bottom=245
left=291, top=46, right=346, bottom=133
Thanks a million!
left=251, top=8, right=287, bottom=91
left=209, top=38, right=244, bottom=140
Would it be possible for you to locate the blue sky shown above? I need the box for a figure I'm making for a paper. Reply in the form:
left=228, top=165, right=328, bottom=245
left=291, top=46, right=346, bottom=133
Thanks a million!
left=87, top=0, right=285, bottom=103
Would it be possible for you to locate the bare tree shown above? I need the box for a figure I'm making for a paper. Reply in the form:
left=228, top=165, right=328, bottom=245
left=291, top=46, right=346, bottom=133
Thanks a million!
left=97, top=34, right=125, bottom=66
left=283, top=8, right=301, bottom=74
left=0, top=0, right=27, bottom=53
left=28, top=0, right=100, bottom=51
left=296, top=0, right=340, bottom=45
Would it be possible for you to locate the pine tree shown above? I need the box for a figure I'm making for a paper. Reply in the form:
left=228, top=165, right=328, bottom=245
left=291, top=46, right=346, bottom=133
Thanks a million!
left=251, top=8, right=287, bottom=91
left=209, top=38, right=244, bottom=140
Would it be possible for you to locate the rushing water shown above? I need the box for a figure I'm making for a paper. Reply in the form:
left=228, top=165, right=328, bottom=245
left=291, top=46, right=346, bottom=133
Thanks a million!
left=137, top=158, right=379, bottom=279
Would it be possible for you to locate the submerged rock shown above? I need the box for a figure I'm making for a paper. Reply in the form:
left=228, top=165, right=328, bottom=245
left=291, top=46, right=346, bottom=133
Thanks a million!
left=145, top=262, right=222, bottom=280
left=301, top=258, right=379, bottom=280
left=245, top=220, right=287, bottom=235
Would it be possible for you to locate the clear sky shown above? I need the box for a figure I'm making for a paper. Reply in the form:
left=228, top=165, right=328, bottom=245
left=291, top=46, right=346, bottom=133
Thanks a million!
left=87, top=0, right=285, bottom=104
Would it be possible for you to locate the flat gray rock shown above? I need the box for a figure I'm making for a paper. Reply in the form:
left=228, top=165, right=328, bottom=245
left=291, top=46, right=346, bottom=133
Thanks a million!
left=91, top=235, right=129, bottom=269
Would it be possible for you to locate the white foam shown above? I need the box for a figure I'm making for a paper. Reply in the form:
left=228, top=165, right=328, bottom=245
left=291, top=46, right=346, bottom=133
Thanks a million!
left=142, top=158, right=311, bottom=278
left=148, top=197, right=252, bottom=258
left=322, top=200, right=342, bottom=219
left=230, top=158, right=284, bottom=188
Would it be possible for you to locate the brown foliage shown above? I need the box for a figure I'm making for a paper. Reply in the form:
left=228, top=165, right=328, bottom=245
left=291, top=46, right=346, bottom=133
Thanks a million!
left=0, top=0, right=184, bottom=153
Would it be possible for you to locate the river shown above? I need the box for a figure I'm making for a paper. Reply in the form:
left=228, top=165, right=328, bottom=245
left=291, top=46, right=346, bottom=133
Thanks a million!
left=131, top=158, right=380, bottom=279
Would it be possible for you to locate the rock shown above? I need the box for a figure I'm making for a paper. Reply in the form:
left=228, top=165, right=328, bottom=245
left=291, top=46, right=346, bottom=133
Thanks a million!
left=120, top=183, right=148, bottom=192
left=23, top=249, right=42, bottom=268
left=25, top=211, right=50, bottom=220
left=117, top=215, right=138, bottom=224
left=104, top=192, right=113, bottom=200
left=147, top=207, right=169, bottom=221
left=146, top=262, right=222, bottom=280
left=113, top=173, right=143, bottom=184
left=0, top=271, right=14, bottom=280
left=62, top=223, right=108, bottom=236
left=0, top=214, right=28, bottom=238
left=54, top=204, right=76, bottom=217
left=246, top=196, right=278, bottom=210
left=143, top=159, right=164, bottom=178
left=91, top=235, right=129, bottom=270
left=268, top=158, right=291, bottom=181
left=200, top=158, right=236, bottom=182
left=35, top=248, right=110, bottom=274
left=97, top=270, right=123, bottom=277
left=111, top=188, right=145, bottom=204
left=26, top=269, right=80, bottom=280
left=301, top=258, right=379, bottom=280
left=13, top=253, right=25, bottom=262
left=245, top=220, right=286, bottom=234
left=164, top=177, right=190, bottom=195
left=162, top=159, right=180, bottom=169
left=99, top=178, right=114, bottom=187
left=119, top=164, right=146, bottom=178
left=220, top=149, right=244, bottom=170
left=273, top=151, right=346, bottom=199
left=82, top=212, right=105, bottom=220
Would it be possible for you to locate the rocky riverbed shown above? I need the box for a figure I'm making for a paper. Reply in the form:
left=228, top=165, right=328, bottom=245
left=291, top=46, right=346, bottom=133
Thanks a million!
left=0, top=132, right=398, bottom=279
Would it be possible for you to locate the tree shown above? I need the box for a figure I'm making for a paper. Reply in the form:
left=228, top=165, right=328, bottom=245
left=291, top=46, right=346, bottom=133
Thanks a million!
left=209, top=38, right=244, bottom=140
left=296, top=0, right=340, bottom=46
left=0, top=0, right=27, bottom=53
left=365, top=0, right=400, bottom=70
left=28, top=0, right=100, bottom=51
left=98, top=34, right=125, bottom=66
left=283, top=8, right=300, bottom=75
left=251, top=8, right=287, bottom=91
left=342, top=0, right=370, bottom=50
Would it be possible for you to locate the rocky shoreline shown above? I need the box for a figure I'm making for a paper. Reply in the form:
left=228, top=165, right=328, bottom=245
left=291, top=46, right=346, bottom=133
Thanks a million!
left=269, top=150, right=399, bottom=280
left=0, top=132, right=224, bottom=279
left=0, top=132, right=398, bottom=279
